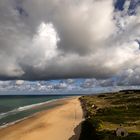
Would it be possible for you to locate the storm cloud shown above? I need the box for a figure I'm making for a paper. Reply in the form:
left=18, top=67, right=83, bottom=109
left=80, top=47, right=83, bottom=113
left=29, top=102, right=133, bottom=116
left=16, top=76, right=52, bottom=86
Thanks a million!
left=0, top=0, right=140, bottom=85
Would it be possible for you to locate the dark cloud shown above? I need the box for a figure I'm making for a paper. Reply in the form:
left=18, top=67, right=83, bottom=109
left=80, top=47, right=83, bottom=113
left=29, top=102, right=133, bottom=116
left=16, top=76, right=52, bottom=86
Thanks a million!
left=0, top=0, right=140, bottom=86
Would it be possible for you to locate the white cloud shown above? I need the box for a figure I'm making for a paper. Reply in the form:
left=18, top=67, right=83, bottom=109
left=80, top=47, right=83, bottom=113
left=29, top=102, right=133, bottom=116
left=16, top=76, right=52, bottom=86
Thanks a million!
left=0, top=0, right=140, bottom=85
left=15, top=80, right=24, bottom=85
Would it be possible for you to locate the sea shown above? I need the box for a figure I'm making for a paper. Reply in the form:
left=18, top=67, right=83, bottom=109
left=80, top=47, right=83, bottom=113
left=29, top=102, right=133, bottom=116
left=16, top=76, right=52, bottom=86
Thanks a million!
left=0, top=95, right=71, bottom=128
left=0, top=88, right=102, bottom=128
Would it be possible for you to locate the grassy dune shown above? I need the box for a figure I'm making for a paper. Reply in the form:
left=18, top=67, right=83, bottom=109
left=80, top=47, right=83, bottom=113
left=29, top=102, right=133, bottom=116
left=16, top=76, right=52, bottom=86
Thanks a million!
left=79, top=90, right=140, bottom=140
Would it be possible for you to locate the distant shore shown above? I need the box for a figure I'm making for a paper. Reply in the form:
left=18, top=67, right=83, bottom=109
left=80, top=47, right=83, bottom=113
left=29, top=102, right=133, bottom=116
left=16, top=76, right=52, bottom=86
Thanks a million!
left=0, top=97, right=83, bottom=140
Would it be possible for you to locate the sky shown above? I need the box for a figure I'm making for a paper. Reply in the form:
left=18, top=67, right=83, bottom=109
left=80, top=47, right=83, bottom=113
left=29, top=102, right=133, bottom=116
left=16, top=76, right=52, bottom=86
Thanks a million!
left=0, top=0, right=140, bottom=88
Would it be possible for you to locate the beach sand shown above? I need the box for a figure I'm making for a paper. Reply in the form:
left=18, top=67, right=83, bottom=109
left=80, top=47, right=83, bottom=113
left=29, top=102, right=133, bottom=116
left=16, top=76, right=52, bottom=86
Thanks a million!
left=0, top=97, right=83, bottom=140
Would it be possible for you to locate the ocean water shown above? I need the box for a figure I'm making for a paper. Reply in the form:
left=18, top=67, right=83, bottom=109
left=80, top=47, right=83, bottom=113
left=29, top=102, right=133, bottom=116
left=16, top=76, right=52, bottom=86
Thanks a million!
left=0, top=95, right=69, bottom=127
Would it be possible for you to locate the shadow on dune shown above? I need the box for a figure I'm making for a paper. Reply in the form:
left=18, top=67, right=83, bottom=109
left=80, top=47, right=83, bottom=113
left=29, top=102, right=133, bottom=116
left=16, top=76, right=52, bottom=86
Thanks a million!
left=68, top=122, right=82, bottom=140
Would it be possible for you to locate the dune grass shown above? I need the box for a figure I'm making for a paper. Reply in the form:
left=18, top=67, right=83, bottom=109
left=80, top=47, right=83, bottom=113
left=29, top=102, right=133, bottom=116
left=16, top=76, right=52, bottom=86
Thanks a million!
left=79, top=90, right=140, bottom=140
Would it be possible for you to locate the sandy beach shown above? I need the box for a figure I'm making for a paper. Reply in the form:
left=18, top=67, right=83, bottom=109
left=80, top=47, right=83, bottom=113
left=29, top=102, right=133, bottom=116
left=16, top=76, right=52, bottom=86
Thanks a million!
left=0, top=97, right=83, bottom=140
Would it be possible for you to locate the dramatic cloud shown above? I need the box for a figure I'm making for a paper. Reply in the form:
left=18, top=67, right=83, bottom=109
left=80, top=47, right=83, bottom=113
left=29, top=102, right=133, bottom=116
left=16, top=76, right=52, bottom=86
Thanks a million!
left=0, top=0, right=140, bottom=86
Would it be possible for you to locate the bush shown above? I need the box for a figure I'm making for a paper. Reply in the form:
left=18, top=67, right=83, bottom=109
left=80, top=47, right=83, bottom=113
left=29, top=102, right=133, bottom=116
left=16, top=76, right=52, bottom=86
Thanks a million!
left=88, top=118, right=103, bottom=131
left=79, top=118, right=103, bottom=140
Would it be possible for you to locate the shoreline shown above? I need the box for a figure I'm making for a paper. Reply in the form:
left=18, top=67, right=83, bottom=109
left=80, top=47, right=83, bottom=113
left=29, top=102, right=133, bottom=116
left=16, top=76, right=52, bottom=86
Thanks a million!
left=0, top=96, right=76, bottom=129
left=0, top=96, right=83, bottom=140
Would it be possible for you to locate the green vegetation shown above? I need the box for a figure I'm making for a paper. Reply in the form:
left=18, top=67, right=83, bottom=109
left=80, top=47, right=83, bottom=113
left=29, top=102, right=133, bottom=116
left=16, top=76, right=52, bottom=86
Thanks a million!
left=79, top=90, right=140, bottom=140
